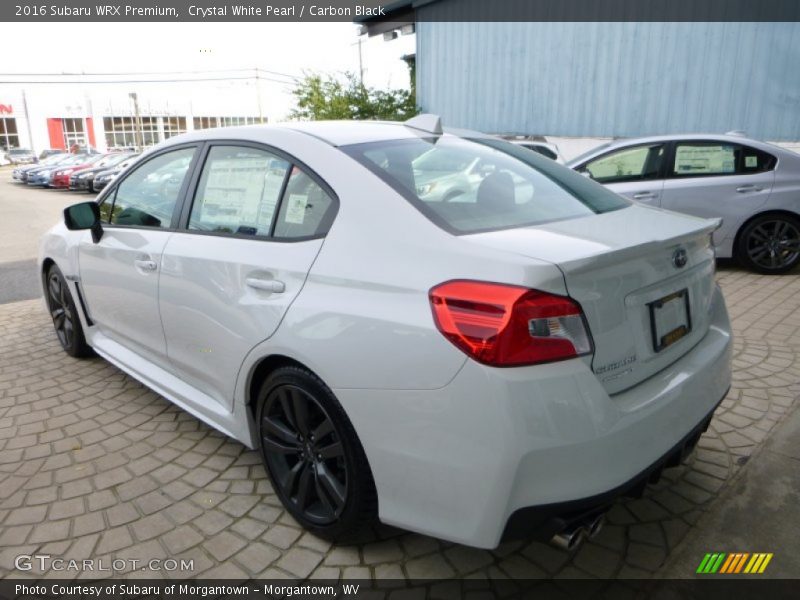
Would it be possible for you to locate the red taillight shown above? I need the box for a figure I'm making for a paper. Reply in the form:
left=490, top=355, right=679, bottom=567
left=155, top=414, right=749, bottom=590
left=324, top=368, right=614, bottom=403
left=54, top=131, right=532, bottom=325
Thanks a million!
left=429, top=280, right=592, bottom=367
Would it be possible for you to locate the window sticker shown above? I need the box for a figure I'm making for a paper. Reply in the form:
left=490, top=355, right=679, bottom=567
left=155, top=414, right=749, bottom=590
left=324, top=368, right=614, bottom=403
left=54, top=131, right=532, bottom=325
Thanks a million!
left=285, top=194, right=308, bottom=224
left=745, top=155, right=758, bottom=168
left=674, top=145, right=736, bottom=175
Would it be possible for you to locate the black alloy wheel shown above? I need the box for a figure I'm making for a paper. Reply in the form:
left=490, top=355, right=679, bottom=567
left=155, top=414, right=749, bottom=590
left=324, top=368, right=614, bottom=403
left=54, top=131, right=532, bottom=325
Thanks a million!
left=738, top=214, right=800, bottom=274
left=256, top=366, right=376, bottom=540
left=45, top=265, right=92, bottom=357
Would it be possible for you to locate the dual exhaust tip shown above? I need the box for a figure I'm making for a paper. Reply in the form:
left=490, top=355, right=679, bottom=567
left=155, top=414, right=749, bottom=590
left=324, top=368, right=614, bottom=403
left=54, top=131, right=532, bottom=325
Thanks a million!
left=550, top=513, right=606, bottom=552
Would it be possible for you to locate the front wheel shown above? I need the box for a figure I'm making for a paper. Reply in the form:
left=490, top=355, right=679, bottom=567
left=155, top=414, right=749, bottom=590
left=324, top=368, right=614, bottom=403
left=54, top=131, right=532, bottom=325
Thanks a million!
left=45, top=265, right=92, bottom=357
left=736, top=214, right=800, bottom=274
left=256, top=366, right=377, bottom=541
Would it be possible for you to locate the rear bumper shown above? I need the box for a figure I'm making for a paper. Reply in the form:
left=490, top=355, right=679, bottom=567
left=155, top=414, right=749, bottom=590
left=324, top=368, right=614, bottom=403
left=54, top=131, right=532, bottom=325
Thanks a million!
left=501, top=386, right=725, bottom=542
left=338, top=285, right=732, bottom=548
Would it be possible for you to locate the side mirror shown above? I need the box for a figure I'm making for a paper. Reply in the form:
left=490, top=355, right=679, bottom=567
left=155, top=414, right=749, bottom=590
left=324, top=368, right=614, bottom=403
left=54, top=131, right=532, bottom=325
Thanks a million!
left=64, top=201, right=103, bottom=243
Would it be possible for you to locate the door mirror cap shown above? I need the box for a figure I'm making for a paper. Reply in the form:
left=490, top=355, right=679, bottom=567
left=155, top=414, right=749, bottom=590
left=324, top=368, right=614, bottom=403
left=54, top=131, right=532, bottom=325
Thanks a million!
left=64, top=201, right=103, bottom=243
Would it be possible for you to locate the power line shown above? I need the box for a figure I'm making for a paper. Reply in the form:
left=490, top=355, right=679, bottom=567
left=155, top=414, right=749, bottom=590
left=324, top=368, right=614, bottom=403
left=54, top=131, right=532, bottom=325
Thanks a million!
left=0, top=75, right=299, bottom=86
left=0, top=67, right=299, bottom=81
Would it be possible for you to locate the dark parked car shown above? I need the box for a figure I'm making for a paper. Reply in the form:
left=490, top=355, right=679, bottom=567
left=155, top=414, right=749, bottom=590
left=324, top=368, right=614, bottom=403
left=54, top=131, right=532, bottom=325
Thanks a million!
left=92, top=154, right=141, bottom=191
left=69, top=153, right=136, bottom=192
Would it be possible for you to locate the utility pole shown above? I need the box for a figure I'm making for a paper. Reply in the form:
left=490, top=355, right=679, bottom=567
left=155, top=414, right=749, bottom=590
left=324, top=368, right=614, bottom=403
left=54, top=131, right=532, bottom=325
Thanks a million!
left=255, top=68, right=264, bottom=124
left=129, top=92, right=143, bottom=150
left=357, top=37, right=364, bottom=86
left=21, top=89, right=34, bottom=154
left=83, top=91, right=94, bottom=151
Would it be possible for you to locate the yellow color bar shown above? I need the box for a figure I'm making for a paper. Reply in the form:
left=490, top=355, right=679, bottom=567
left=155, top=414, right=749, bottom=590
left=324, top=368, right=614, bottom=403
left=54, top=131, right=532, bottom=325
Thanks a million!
left=744, top=554, right=760, bottom=573
left=758, top=553, right=773, bottom=574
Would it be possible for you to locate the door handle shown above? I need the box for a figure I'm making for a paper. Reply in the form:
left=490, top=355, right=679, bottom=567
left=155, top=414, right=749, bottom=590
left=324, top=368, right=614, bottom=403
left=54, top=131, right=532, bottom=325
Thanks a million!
left=633, top=191, right=656, bottom=199
left=736, top=185, right=763, bottom=193
left=245, top=277, right=285, bottom=293
left=134, top=259, right=157, bottom=272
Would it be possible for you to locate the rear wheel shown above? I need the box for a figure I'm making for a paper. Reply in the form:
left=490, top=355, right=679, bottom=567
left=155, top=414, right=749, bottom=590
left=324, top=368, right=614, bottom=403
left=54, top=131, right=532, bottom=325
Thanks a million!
left=256, top=366, right=377, bottom=541
left=736, top=213, right=800, bottom=274
left=45, top=265, right=92, bottom=357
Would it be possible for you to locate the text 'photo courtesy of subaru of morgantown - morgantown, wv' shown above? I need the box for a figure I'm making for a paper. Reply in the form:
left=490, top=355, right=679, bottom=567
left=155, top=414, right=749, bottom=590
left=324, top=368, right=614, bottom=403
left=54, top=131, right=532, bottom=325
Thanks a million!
left=39, top=114, right=732, bottom=550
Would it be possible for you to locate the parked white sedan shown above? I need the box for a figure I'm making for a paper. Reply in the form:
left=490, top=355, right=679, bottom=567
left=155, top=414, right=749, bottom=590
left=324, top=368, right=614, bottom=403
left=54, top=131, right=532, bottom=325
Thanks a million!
left=40, top=116, right=732, bottom=550
left=568, top=133, right=800, bottom=273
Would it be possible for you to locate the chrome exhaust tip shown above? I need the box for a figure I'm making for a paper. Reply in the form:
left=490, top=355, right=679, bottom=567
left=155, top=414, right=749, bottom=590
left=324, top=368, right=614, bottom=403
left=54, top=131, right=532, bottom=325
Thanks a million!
left=586, top=513, right=605, bottom=539
left=550, top=525, right=587, bottom=552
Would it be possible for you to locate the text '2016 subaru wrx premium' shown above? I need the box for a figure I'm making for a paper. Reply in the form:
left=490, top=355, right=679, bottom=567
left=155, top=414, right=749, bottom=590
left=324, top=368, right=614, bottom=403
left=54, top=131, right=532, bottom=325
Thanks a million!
left=39, top=115, right=732, bottom=550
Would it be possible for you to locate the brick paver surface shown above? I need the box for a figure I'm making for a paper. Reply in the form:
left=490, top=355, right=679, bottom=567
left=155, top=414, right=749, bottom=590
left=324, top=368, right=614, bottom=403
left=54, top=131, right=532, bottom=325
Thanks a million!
left=0, top=264, right=798, bottom=580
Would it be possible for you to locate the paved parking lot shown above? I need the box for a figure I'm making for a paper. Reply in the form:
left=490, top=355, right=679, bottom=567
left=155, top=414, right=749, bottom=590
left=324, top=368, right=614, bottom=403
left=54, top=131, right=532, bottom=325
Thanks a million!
left=0, top=169, right=85, bottom=304
left=0, top=168, right=798, bottom=582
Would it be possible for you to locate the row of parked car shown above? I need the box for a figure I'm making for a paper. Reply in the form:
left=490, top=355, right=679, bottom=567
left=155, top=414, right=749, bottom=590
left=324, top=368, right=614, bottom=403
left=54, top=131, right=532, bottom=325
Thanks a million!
left=11, top=151, right=140, bottom=193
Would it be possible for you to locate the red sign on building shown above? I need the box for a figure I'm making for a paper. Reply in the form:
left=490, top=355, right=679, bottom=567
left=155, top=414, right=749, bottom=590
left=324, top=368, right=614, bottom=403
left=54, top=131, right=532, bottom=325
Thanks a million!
left=0, top=104, right=13, bottom=115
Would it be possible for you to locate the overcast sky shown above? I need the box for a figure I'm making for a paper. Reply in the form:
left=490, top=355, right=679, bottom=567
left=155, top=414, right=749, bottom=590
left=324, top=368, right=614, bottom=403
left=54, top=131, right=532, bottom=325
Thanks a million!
left=0, top=22, right=416, bottom=118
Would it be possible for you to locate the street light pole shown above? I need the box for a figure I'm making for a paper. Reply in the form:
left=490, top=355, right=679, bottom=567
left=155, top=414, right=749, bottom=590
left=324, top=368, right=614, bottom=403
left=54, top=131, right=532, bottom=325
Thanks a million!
left=129, top=92, right=143, bottom=150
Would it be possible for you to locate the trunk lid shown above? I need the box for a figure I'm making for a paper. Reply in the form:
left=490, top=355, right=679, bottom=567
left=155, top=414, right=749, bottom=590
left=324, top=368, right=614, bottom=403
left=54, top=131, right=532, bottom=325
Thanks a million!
left=465, top=205, right=719, bottom=394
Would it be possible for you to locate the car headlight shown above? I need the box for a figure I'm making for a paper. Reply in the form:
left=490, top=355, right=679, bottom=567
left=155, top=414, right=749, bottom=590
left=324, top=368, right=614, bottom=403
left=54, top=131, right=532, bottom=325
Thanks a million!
left=416, top=182, right=437, bottom=196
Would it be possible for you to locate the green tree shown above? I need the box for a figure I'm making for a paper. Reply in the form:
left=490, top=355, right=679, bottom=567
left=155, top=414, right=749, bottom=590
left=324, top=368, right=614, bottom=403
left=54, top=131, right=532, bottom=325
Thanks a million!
left=289, top=72, right=417, bottom=122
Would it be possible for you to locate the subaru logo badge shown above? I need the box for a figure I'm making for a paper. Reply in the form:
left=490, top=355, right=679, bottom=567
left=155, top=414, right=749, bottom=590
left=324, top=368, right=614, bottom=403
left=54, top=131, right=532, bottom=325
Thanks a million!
left=672, top=248, right=688, bottom=269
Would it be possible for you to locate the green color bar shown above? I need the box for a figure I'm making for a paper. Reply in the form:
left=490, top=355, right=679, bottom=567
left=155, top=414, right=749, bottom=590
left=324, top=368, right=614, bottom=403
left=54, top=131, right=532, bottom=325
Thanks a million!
left=710, top=553, right=727, bottom=573
left=697, top=554, right=713, bottom=573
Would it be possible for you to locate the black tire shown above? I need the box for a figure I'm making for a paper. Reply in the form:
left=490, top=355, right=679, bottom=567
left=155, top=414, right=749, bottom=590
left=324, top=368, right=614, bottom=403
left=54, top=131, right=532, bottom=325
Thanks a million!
left=256, top=366, right=377, bottom=541
left=736, top=213, right=800, bottom=274
left=45, top=265, right=92, bottom=358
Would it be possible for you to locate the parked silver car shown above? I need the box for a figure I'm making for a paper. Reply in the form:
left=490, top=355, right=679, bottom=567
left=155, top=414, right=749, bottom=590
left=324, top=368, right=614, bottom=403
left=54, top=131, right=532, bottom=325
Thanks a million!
left=568, top=133, right=800, bottom=273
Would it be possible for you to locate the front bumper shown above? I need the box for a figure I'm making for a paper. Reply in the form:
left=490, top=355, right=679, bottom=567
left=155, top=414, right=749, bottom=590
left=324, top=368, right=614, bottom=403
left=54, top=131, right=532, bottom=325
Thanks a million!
left=337, top=285, right=732, bottom=548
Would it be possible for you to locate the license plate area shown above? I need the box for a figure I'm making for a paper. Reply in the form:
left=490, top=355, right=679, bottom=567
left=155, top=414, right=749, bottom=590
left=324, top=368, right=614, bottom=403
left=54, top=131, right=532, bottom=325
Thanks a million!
left=648, top=289, right=692, bottom=352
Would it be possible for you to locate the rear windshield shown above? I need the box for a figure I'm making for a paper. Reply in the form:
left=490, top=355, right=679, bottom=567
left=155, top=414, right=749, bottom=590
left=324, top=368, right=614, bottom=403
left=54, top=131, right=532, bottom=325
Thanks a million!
left=342, top=136, right=629, bottom=234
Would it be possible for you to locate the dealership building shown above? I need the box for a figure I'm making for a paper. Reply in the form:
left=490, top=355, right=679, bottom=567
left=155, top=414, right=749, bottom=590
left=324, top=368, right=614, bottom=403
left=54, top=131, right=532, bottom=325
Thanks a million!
left=0, top=78, right=267, bottom=154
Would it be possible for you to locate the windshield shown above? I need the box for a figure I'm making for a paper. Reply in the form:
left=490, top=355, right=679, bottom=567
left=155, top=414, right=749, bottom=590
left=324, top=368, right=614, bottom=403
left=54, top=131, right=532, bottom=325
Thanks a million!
left=342, top=136, right=629, bottom=235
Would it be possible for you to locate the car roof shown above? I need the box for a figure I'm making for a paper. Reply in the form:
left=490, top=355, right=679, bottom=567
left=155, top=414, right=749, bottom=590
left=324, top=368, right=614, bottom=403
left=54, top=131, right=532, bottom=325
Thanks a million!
left=165, top=120, right=488, bottom=148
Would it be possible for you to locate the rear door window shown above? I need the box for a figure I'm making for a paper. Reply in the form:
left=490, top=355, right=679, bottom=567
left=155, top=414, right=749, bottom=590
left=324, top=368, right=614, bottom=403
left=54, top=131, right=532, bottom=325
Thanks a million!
left=272, top=167, right=337, bottom=239
left=673, top=143, right=737, bottom=176
left=188, top=146, right=290, bottom=236
left=739, top=145, right=777, bottom=173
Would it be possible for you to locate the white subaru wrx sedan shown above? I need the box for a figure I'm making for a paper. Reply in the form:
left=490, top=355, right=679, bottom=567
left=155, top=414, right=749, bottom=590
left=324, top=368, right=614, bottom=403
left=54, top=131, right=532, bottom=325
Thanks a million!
left=39, top=116, right=732, bottom=550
